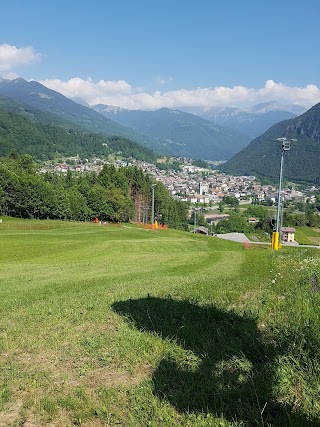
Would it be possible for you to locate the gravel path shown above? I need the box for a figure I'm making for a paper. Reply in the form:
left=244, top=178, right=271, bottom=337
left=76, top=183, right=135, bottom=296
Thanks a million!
left=215, top=233, right=250, bottom=243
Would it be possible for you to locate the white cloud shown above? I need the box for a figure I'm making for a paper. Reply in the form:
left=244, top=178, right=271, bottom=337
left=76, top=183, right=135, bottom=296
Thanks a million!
left=40, top=77, right=320, bottom=110
left=40, top=77, right=132, bottom=103
left=156, top=75, right=174, bottom=86
left=96, top=79, right=131, bottom=93
left=0, top=44, right=41, bottom=71
left=257, top=80, right=320, bottom=107
left=1, top=71, right=20, bottom=80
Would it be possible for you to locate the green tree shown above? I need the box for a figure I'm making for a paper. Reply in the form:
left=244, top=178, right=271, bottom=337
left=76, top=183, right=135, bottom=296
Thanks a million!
left=67, top=188, right=92, bottom=221
left=223, top=196, right=239, bottom=210
left=215, top=214, right=249, bottom=234
left=86, top=185, right=110, bottom=220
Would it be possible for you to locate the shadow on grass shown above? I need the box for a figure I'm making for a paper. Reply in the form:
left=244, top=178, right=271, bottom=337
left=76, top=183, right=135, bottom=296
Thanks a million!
left=112, top=297, right=319, bottom=427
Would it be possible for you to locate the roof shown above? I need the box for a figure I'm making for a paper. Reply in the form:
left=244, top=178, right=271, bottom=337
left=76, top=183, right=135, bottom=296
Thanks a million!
left=204, top=214, right=230, bottom=220
left=281, top=227, right=296, bottom=233
left=192, top=226, right=209, bottom=235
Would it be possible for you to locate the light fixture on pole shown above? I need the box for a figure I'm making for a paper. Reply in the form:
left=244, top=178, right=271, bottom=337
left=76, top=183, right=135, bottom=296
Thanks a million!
left=151, top=184, right=155, bottom=226
left=272, top=137, right=297, bottom=250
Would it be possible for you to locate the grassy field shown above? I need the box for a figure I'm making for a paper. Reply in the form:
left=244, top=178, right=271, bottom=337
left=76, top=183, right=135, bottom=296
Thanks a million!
left=1, top=220, right=320, bottom=426
left=295, top=227, right=320, bottom=246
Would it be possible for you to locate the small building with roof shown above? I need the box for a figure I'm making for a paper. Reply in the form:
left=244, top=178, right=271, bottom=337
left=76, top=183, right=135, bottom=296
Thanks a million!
left=281, top=227, right=296, bottom=243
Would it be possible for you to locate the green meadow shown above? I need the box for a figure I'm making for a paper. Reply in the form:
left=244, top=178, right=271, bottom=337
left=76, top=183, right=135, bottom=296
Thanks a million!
left=295, top=227, right=320, bottom=246
left=0, top=220, right=320, bottom=426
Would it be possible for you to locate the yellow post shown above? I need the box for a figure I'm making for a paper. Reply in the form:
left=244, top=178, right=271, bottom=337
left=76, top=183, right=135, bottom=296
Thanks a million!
left=272, top=231, right=279, bottom=250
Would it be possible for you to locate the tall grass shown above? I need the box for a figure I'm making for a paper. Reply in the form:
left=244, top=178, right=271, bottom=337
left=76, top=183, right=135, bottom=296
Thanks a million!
left=0, top=220, right=319, bottom=426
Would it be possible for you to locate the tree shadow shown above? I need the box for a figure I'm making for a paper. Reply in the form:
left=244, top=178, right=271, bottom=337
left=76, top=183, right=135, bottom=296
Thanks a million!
left=112, top=297, right=319, bottom=426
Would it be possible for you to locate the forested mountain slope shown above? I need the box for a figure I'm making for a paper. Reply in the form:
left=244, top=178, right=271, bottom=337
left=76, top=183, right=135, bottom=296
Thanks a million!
left=221, top=103, right=320, bottom=183
left=0, top=78, right=157, bottom=149
left=0, top=101, right=156, bottom=162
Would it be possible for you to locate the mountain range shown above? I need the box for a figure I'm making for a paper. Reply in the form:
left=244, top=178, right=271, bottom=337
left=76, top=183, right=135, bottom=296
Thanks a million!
left=91, top=101, right=307, bottom=160
left=0, top=77, right=252, bottom=160
left=0, top=77, right=156, bottom=150
left=1, top=77, right=317, bottom=182
left=92, top=105, right=251, bottom=160
left=221, top=102, right=320, bottom=183
left=189, top=101, right=306, bottom=139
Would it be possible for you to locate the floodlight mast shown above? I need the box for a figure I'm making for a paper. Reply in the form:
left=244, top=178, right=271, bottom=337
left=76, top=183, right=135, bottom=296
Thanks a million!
left=272, top=138, right=297, bottom=250
left=151, top=184, right=156, bottom=226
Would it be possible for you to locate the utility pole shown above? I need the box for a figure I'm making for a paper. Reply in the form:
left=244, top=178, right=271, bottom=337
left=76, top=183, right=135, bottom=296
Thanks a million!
left=272, top=138, right=297, bottom=250
left=193, top=208, right=197, bottom=232
left=151, top=184, right=155, bottom=226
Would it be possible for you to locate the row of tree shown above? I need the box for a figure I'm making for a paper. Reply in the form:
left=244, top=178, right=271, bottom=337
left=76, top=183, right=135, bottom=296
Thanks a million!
left=214, top=205, right=273, bottom=235
left=283, top=199, right=320, bottom=227
left=214, top=201, right=320, bottom=234
left=0, top=155, right=188, bottom=229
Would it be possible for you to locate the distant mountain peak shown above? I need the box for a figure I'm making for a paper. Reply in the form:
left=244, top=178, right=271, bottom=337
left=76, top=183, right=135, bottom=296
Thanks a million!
left=14, top=77, right=27, bottom=83
left=192, top=101, right=307, bottom=139
left=1, top=77, right=29, bottom=85
left=249, top=101, right=306, bottom=115
left=93, top=104, right=128, bottom=114
left=250, top=100, right=282, bottom=111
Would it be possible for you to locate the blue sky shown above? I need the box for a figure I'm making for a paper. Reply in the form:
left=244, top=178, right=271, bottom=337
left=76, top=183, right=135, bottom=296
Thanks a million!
left=1, top=0, right=320, bottom=110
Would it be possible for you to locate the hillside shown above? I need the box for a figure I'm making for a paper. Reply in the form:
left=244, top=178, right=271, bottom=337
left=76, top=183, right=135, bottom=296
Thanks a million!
left=221, top=102, right=320, bottom=183
left=0, top=100, right=157, bottom=162
left=92, top=105, right=251, bottom=160
left=0, top=77, right=157, bottom=149
left=0, top=221, right=319, bottom=426
left=195, top=101, right=306, bottom=139
left=0, top=94, right=81, bottom=127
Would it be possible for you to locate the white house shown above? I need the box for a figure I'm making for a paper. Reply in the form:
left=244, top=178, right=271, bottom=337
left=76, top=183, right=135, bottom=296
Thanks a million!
left=281, top=227, right=296, bottom=243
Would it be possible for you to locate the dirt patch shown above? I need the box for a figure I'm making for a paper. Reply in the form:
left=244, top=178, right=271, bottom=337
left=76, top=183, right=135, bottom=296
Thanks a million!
left=0, top=410, right=71, bottom=427
left=14, top=351, right=152, bottom=390
left=85, top=362, right=152, bottom=389
left=1, top=356, right=151, bottom=427
left=309, top=236, right=320, bottom=246
left=0, top=400, right=23, bottom=427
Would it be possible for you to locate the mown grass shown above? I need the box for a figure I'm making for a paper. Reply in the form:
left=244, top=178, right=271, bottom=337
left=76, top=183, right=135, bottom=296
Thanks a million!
left=0, top=220, right=320, bottom=426
left=295, top=226, right=320, bottom=246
